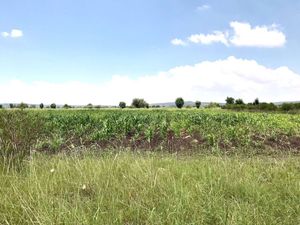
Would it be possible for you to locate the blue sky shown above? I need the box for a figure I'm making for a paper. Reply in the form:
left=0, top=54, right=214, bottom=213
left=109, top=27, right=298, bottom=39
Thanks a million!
left=1, top=0, right=300, bottom=104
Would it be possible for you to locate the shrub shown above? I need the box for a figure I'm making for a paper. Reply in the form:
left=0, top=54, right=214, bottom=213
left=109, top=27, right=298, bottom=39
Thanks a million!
left=119, top=102, right=126, bottom=109
left=131, top=98, right=149, bottom=108
left=50, top=103, right=56, bottom=109
left=253, top=98, right=260, bottom=105
left=9, top=103, right=14, bottom=109
left=40, top=103, right=44, bottom=109
left=0, top=111, right=43, bottom=169
left=175, top=97, right=184, bottom=109
left=226, top=97, right=235, bottom=105
left=195, top=101, right=201, bottom=109
left=86, top=103, right=93, bottom=109
left=206, top=102, right=221, bottom=108
left=0, top=105, right=2, bottom=109
left=235, top=99, right=244, bottom=105
left=18, top=102, right=28, bottom=109
left=63, top=104, right=71, bottom=109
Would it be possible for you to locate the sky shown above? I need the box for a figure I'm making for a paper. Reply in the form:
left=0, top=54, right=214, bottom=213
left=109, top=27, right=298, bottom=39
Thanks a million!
left=1, top=0, right=300, bottom=105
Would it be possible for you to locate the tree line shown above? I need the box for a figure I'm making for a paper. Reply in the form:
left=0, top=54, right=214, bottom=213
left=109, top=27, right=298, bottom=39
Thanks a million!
left=1, top=97, right=300, bottom=112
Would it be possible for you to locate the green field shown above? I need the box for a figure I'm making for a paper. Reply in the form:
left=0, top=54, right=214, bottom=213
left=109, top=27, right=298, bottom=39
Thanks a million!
left=0, top=153, right=299, bottom=225
left=0, top=109, right=300, bottom=224
left=1, top=109, right=300, bottom=155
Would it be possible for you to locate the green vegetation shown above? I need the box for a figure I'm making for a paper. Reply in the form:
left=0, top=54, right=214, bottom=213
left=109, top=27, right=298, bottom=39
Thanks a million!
left=0, top=109, right=299, bottom=160
left=175, top=97, right=184, bottom=109
left=0, top=108, right=299, bottom=224
left=195, top=100, right=201, bottom=108
left=50, top=103, right=56, bottom=109
left=119, top=101, right=126, bottom=109
left=131, top=98, right=149, bottom=108
left=0, top=153, right=299, bottom=224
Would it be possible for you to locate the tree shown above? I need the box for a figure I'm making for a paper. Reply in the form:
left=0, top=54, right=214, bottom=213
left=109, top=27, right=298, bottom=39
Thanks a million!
left=131, top=98, right=148, bottom=108
left=175, top=97, right=184, bottom=109
left=19, top=102, right=28, bottom=109
left=0, top=105, right=2, bottom=109
left=253, top=98, right=259, bottom=105
left=226, top=97, right=235, bottom=105
left=63, top=104, right=71, bottom=109
left=40, top=103, right=44, bottom=109
left=235, top=98, right=244, bottom=105
left=50, top=103, right=56, bottom=109
left=86, top=103, right=93, bottom=109
left=195, top=101, right=201, bottom=109
left=9, top=103, right=14, bottom=109
left=119, top=101, right=126, bottom=109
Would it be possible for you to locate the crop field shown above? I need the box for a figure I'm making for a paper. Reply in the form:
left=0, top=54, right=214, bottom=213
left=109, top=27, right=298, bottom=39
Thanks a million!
left=1, top=109, right=300, bottom=155
left=0, top=109, right=300, bottom=224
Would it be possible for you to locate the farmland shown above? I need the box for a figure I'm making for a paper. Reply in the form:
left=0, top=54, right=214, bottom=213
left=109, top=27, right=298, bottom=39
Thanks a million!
left=1, top=109, right=300, bottom=155
left=1, top=108, right=300, bottom=224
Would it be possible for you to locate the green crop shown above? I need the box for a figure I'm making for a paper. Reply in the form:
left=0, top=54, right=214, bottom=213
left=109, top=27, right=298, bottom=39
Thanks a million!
left=1, top=109, right=300, bottom=157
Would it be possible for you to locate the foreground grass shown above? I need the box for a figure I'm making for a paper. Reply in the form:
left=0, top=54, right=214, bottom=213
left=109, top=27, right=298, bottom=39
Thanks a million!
left=0, top=152, right=299, bottom=225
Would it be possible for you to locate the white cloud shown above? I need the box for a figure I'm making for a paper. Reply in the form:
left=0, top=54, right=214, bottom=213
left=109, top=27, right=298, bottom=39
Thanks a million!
left=188, top=31, right=229, bottom=45
left=1, top=32, right=10, bottom=38
left=1, top=29, right=23, bottom=38
left=229, top=21, right=286, bottom=47
left=172, top=21, right=286, bottom=48
left=1, top=57, right=300, bottom=105
left=196, top=4, right=211, bottom=11
left=171, top=38, right=187, bottom=46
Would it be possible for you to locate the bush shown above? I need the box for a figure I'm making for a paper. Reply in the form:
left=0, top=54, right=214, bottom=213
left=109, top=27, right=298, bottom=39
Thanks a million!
left=206, top=102, right=221, bottom=108
left=0, top=105, right=2, bottom=109
left=0, top=111, right=43, bottom=169
left=40, top=103, right=44, bottom=109
left=235, top=99, right=244, bottom=105
left=225, top=97, right=235, bottom=105
left=131, top=98, right=149, bottom=108
left=175, top=97, right=184, bottom=109
left=63, top=104, right=71, bottom=109
left=18, top=102, right=28, bottom=109
left=195, top=101, right=201, bottom=109
left=86, top=103, right=93, bottom=109
left=50, top=103, right=56, bottom=109
left=253, top=98, right=260, bottom=105
left=119, top=102, right=126, bottom=109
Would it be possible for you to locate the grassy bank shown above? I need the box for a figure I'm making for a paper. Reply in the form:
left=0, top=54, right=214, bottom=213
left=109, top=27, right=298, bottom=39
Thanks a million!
left=1, top=152, right=299, bottom=224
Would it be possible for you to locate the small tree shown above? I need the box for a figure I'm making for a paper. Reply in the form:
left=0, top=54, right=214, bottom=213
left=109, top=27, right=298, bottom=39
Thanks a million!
left=175, top=97, right=184, bottom=109
left=253, top=98, right=259, bottom=105
left=119, top=101, right=126, bottom=109
left=235, top=98, right=244, bottom=105
left=50, top=103, right=56, bottom=109
left=226, top=97, right=235, bottom=105
left=40, top=103, right=44, bottom=109
left=19, top=102, right=28, bottom=109
left=86, top=103, right=93, bottom=109
left=0, top=105, right=2, bottom=109
left=9, top=103, right=14, bottom=109
left=131, top=98, right=148, bottom=108
left=195, top=101, right=201, bottom=109
left=63, top=104, right=70, bottom=109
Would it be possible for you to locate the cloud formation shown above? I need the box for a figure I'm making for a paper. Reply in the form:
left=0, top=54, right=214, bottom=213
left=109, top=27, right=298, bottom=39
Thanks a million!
left=196, top=4, right=211, bottom=11
left=0, top=57, right=299, bottom=105
left=229, top=22, right=286, bottom=47
left=1, top=29, right=23, bottom=38
left=171, top=21, right=286, bottom=48
left=170, top=38, right=187, bottom=46
left=188, top=31, right=228, bottom=45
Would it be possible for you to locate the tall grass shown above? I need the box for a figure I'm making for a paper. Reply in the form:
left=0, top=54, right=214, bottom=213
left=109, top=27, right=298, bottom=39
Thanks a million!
left=0, top=152, right=299, bottom=224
